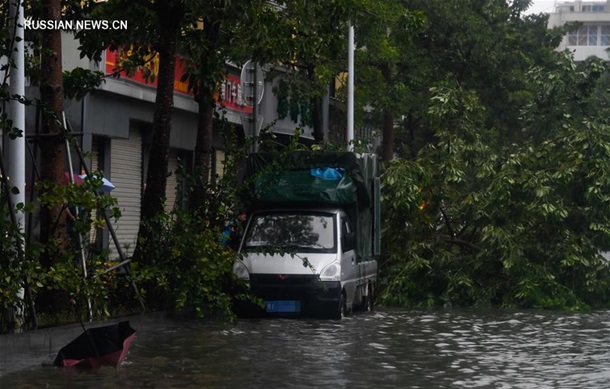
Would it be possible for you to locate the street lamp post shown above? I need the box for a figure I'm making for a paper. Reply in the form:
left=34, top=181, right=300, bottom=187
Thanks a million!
left=347, top=24, right=355, bottom=151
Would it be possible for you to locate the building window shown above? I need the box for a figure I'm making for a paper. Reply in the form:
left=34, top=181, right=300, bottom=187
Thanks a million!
left=568, top=29, right=577, bottom=45
left=568, top=25, right=610, bottom=46
left=582, top=5, right=605, bottom=12
left=578, top=26, right=589, bottom=45
left=588, top=26, right=598, bottom=45
left=602, top=25, right=610, bottom=46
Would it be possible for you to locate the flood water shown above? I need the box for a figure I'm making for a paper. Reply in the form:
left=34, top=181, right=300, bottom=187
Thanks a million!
left=1, top=308, right=609, bottom=388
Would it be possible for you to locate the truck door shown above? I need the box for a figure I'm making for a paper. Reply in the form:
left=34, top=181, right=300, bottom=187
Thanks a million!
left=340, top=215, right=357, bottom=307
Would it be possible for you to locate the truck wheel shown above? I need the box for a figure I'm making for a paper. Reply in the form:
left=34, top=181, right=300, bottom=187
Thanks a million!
left=365, top=284, right=374, bottom=312
left=333, top=292, right=347, bottom=320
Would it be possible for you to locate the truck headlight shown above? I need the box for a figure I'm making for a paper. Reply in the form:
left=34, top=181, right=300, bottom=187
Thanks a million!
left=233, top=261, right=250, bottom=281
left=320, top=261, right=340, bottom=281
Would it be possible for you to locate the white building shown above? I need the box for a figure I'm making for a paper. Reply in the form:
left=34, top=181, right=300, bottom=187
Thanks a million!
left=547, top=0, right=610, bottom=61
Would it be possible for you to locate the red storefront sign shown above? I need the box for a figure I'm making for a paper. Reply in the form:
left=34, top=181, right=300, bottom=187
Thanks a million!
left=105, top=49, right=252, bottom=114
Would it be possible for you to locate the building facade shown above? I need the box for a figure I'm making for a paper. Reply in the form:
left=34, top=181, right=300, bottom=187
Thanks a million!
left=547, top=0, right=610, bottom=61
left=16, top=33, right=317, bottom=259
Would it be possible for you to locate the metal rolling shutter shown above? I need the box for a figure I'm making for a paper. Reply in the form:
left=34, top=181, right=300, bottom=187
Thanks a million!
left=90, top=143, right=99, bottom=172
left=109, top=129, right=142, bottom=260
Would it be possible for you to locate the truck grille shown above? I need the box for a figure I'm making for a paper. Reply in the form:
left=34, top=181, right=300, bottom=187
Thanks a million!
left=249, top=274, right=339, bottom=301
left=250, top=274, right=317, bottom=289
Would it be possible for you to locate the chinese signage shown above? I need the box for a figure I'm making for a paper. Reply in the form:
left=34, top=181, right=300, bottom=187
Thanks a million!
left=105, top=49, right=252, bottom=114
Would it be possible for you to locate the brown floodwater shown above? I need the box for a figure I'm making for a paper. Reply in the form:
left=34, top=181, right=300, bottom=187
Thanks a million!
left=0, top=308, right=608, bottom=388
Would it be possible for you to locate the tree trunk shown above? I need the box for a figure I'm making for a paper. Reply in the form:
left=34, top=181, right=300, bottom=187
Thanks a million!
left=381, top=64, right=394, bottom=162
left=407, top=112, right=417, bottom=159
left=381, top=110, right=394, bottom=162
left=191, top=88, right=215, bottom=214
left=307, top=64, right=324, bottom=144
left=132, top=0, right=183, bottom=266
left=39, top=0, right=66, bottom=265
left=312, top=96, right=324, bottom=143
left=190, top=18, right=220, bottom=214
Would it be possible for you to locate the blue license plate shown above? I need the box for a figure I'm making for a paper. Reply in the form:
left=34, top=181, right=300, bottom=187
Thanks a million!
left=266, top=300, right=301, bottom=313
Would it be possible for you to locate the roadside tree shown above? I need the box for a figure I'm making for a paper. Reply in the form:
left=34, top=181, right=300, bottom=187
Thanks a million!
left=380, top=54, right=610, bottom=310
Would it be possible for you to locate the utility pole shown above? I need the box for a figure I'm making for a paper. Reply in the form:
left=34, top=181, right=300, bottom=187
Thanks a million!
left=8, top=0, right=26, bottom=328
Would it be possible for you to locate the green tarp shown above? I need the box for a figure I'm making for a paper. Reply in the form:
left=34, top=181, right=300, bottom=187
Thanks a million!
left=242, top=151, right=372, bottom=208
left=254, top=170, right=357, bottom=205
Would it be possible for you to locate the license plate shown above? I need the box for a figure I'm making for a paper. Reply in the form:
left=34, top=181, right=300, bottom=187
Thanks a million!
left=266, top=300, right=301, bottom=313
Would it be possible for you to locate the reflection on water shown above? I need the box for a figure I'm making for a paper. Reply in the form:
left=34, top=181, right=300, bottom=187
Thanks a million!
left=1, top=309, right=609, bottom=388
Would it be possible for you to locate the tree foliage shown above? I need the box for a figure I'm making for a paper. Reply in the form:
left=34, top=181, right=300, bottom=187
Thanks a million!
left=380, top=53, right=610, bottom=310
left=353, top=0, right=570, bottom=159
left=252, top=0, right=358, bottom=142
left=179, top=0, right=270, bottom=213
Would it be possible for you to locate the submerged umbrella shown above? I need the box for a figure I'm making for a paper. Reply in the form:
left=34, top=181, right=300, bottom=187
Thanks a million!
left=53, top=321, right=136, bottom=368
left=79, top=174, right=115, bottom=192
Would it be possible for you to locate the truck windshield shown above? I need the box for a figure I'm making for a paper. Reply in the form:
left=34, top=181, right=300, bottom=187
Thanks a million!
left=243, top=212, right=336, bottom=253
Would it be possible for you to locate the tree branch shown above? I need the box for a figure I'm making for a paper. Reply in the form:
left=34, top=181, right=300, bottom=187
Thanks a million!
left=440, top=234, right=481, bottom=252
left=439, top=206, right=455, bottom=238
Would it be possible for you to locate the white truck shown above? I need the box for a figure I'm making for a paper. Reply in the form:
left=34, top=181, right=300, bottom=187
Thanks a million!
left=232, top=151, right=380, bottom=319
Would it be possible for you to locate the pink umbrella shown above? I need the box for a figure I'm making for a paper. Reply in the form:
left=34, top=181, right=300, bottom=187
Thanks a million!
left=53, top=321, right=136, bottom=368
